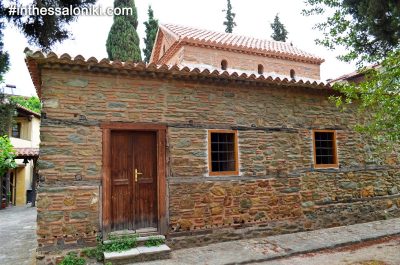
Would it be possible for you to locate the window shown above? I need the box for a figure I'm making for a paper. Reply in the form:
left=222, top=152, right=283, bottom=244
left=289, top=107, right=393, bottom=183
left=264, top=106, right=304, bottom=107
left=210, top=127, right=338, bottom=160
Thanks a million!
left=208, top=130, right=238, bottom=175
left=221, top=60, right=228, bottom=70
left=290, top=69, right=296, bottom=79
left=313, top=130, right=338, bottom=168
left=258, top=64, right=264, bottom=74
left=11, top=123, right=21, bottom=138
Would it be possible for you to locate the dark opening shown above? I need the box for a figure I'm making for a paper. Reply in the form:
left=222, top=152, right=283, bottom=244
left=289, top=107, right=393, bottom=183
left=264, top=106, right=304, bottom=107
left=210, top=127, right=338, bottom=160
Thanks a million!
left=221, top=60, right=228, bottom=70
left=12, top=123, right=21, bottom=138
left=258, top=64, right=264, bottom=74
left=290, top=69, right=296, bottom=79
left=210, top=132, right=236, bottom=172
left=314, top=131, right=336, bottom=165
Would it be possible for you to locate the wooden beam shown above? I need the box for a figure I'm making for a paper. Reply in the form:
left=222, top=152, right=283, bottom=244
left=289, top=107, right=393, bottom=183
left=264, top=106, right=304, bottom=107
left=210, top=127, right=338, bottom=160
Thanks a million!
left=158, top=129, right=167, bottom=234
left=102, top=128, right=111, bottom=238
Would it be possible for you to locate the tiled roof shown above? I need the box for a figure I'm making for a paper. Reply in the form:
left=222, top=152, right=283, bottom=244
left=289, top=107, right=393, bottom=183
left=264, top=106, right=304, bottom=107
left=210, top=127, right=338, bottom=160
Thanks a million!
left=159, top=24, right=324, bottom=64
left=16, top=104, right=41, bottom=118
left=25, top=49, right=330, bottom=98
left=15, top=148, right=39, bottom=157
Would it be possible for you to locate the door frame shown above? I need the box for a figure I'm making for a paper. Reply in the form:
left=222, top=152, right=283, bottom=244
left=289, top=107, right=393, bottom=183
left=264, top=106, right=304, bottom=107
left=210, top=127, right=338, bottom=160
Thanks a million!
left=101, top=123, right=167, bottom=238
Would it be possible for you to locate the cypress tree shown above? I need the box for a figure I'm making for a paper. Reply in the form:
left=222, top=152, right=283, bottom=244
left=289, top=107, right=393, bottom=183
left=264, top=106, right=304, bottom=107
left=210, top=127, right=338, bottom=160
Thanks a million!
left=270, top=14, right=288, bottom=42
left=223, top=0, right=236, bottom=33
left=106, top=0, right=142, bottom=62
left=143, top=6, right=159, bottom=63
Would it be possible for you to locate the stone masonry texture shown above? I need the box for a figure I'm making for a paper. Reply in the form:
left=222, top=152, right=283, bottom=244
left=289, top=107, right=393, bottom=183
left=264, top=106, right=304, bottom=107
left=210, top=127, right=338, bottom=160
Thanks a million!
left=36, top=68, right=400, bottom=262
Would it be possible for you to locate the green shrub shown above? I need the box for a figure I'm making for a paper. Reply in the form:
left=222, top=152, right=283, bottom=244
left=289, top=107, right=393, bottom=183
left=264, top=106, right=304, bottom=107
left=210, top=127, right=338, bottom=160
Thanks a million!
left=59, top=252, right=85, bottom=265
left=144, top=237, right=165, bottom=247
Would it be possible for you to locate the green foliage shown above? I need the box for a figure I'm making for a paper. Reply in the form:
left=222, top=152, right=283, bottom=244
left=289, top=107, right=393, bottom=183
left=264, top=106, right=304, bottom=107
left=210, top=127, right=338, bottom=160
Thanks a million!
left=144, top=237, right=165, bottom=247
left=82, top=246, right=104, bottom=262
left=332, top=51, right=400, bottom=143
left=104, top=234, right=138, bottom=252
left=0, top=22, right=9, bottom=82
left=0, top=135, right=16, bottom=176
left=59, top=252, right=86, bottom=265
left=143, top=5, right=159, bottom=63
left=270, top=14, right=288, bottom=42
left=223, top=0, right=236, bottom=33
left=0, top=93, right=16, bottom=136
left=3, top=0, right=96, bottom=51
left=106, top=0, right=142, bottom=62
left=303, top=0, right=400, bottom=64
left=10, top=96, right=41, bottom=113
left=304, top=0, right=400, bottom=143
left=1, top=0, right=96, bottom=80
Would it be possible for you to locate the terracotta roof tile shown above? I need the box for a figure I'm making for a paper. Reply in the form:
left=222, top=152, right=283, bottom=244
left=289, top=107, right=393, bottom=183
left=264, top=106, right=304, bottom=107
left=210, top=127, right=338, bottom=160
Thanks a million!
left=24, top=49, right=330, bottom=98
left=15, top=148, right=39, bottom=157
left=160, top=24, right=324, bottom=64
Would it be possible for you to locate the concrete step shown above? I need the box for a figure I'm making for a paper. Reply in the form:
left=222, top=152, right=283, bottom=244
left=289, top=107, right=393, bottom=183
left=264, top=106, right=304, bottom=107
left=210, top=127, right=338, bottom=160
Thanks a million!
left=103, top=244, right=171, bottom=264
left=104, top=235, right=166, bottom=247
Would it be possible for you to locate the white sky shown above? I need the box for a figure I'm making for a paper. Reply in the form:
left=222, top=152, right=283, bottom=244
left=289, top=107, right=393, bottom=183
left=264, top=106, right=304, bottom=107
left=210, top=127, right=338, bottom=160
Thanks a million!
left=3, top=0, right=356, bottom=96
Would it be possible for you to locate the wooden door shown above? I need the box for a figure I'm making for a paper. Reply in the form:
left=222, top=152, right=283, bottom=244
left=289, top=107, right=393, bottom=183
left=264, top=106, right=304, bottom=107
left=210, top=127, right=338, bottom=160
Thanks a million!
left=110, top=131, right=158, bottom=231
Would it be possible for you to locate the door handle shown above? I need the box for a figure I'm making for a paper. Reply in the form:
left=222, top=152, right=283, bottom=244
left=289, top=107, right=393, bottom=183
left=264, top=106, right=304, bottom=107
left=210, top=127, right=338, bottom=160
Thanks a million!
left=134, top=169, right=143, bottom=182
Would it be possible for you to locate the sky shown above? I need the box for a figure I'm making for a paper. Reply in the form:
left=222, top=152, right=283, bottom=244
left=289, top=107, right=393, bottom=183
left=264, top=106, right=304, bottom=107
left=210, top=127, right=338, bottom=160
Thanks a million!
left=3, top=0, right=356, bottom=96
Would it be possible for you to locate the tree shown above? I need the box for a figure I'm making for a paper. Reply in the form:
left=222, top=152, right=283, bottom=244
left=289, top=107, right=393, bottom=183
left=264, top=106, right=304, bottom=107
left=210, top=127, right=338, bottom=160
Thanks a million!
left=303, top=0, right=400, bottom=143
left=0, top=23, right=9, bottom=83
left=223, top=0, right=236, bottom=33
left=270, top=14, right=288, bottom=42
left=0, top=92, right=15, bottom=136
left=106, top=0, right=142, bottom=62
left=0, top=135, right=16, bottom=176
left=303, top=0, right=400, bottom=64
left=1, top=0, right=96, bottom=80
left=143, top=6, right=159, bottom=63
left=10, top=96, right=41, bottom=113
left=0, top=135, right=16, bottom=207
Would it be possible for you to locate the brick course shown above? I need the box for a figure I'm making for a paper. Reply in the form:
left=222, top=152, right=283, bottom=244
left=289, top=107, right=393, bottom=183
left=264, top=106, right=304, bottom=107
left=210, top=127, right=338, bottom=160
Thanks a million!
left=177, top=45, right=321, bottom=79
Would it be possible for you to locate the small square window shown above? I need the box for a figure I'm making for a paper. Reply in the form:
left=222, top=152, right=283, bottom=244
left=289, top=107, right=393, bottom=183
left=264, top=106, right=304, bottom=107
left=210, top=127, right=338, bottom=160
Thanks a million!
left=313, top=130, right=338, bottom=168
left=208, top=130, right=238, bottom=175
left=12, top=123, right=21, bottom=138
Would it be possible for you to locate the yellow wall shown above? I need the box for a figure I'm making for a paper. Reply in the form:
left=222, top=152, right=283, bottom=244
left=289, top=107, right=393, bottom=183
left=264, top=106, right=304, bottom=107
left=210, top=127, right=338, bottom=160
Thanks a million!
left=15, top=167, right=26, bottom=206
left=10, top=116, right=40, bottom=148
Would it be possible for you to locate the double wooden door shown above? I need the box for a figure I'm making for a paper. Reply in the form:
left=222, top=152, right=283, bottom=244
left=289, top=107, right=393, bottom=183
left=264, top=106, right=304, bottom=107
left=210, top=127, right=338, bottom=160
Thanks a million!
left=110, top=131, right=158, bottom=231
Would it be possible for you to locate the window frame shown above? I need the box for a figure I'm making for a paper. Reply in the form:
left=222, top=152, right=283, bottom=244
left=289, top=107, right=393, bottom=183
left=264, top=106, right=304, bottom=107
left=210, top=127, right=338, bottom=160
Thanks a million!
left=312, top=129, right=339, bottom=169
left=208, top=129, right=239, bottom=176
left=11, top=122, right=21, bottom=138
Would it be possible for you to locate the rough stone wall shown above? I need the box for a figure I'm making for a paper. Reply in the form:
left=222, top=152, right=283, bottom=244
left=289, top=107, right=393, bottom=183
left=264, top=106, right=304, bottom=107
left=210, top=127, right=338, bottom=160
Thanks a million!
left=36, top=68, right=399, bottom=257
left=173, top=45, right=321, bottom=79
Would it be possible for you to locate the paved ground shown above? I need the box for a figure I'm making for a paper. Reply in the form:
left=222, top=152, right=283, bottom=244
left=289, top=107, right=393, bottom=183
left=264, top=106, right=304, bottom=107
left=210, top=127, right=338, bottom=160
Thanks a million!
left=0, top=206, right=399, bottom=265
left=255, top=236, right=400, bottom=265
left=0, top=205, right=37, bottom=265
left=141, top=218, right=400, bottom=265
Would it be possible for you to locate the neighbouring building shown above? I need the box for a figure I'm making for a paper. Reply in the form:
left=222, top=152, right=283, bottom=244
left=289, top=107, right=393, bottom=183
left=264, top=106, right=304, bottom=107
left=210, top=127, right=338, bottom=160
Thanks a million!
left=25, top=24, right=400, bottom=264
left=1, top=104, right=40, bottom=208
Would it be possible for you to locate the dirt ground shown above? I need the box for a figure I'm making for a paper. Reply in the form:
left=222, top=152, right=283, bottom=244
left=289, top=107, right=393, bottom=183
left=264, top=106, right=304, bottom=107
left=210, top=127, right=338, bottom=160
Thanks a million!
left=257, top=236, right=400, bottom=265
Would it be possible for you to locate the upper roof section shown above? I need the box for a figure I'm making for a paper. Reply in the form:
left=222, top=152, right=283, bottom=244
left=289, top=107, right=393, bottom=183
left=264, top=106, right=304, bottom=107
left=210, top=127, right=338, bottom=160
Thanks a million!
left=24, top=49, right=329, bottom=99
left=151, top=24, right=325, bottom=65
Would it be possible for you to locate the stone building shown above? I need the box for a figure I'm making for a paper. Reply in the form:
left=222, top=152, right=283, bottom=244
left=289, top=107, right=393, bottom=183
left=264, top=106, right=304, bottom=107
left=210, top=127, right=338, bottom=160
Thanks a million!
left=25, top=24, right=400, bottom=263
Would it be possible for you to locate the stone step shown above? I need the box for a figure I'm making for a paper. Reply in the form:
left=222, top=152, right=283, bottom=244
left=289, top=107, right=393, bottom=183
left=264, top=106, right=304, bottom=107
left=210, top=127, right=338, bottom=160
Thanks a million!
left=104, top=235, right=166, bottom=247
left=103, top=244, right=171, bottom=264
